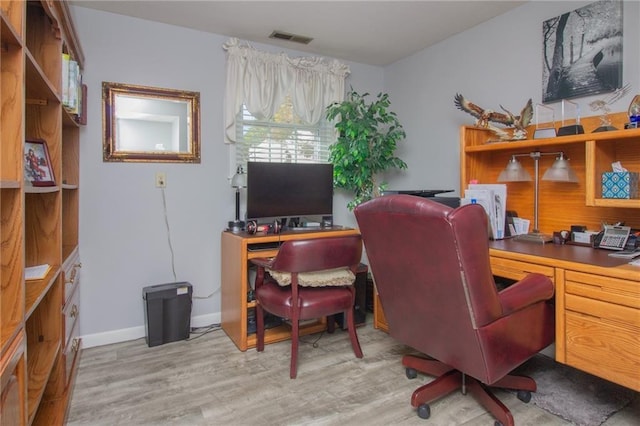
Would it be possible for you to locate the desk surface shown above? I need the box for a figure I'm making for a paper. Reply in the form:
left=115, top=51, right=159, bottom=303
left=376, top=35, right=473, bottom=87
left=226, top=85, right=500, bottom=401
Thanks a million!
left=489, top=238, right=632, bottom=268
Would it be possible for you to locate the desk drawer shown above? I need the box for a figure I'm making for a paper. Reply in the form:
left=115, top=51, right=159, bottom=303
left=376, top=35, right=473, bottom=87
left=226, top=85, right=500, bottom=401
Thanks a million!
left=63, top=256, right=81, bottom=307
left=64, top=285, right=80, bottom=348
left=490, top=257, right=554, bottom=282
left=565, top=270, right=640, bottom=309
left=565, top=309, right=640, bottom=391
left=565, top=293, right=640, bottom=330
left=562, top=269, right=640, bottom=391
left=63, top=320, right=81, bottom=387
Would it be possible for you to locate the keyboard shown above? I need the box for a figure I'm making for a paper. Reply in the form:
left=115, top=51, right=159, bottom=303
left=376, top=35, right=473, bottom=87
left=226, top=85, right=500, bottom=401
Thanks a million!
left=247, top=242, right=281, bottom=252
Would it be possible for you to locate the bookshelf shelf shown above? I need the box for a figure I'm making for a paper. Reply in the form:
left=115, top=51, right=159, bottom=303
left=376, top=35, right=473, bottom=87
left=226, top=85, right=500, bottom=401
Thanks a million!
left=1, top=180, right=21, bottom=188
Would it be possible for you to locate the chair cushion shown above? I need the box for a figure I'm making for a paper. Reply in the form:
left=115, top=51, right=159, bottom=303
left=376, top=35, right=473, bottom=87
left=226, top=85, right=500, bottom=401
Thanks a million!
left=256, top=282, right=354, bottom=319
left=267, top=267, right=355, bottom=287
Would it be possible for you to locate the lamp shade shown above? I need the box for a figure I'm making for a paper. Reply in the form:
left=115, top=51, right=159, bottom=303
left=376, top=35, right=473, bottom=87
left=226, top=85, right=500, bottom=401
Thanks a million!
left=231, top=166, right=247, bottom=188
left=497, top=156, right=532, bottom=182
left=542, top=153, right=578, bottom=182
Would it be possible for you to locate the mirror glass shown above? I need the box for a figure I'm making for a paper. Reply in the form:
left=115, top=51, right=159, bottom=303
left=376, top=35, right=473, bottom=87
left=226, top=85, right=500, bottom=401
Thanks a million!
left=103, top=82, right=200, bottom=162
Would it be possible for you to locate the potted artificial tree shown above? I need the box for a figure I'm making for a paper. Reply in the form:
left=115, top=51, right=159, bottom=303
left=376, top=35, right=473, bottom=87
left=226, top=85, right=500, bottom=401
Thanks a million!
left=326, top=89, right=407, bottom=210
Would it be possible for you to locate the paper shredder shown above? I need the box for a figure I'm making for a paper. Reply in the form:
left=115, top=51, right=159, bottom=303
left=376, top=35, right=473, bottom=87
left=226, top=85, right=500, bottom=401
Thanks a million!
left=142, top=282, right=192, bottom=347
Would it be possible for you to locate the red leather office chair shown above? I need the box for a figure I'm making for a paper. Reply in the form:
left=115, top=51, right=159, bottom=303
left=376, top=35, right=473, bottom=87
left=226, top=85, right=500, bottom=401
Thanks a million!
left=251, top=235, right=364, bottom=378
left=355, top=195, right=555, bottom=426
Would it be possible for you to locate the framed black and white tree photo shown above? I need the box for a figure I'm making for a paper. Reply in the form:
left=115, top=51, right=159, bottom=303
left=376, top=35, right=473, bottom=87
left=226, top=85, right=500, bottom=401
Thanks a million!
left=542, top=0, right=622, bottom=103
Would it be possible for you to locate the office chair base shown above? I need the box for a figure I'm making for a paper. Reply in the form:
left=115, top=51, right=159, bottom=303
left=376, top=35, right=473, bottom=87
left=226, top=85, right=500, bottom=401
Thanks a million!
left=402, top=355, right=536, bottom=426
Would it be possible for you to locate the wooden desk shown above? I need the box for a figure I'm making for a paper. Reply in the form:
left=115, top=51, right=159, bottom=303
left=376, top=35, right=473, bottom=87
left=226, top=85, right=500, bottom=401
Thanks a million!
left=373, top=240, right=640, bottom=392
left=221, top=227, right=360, bottom=351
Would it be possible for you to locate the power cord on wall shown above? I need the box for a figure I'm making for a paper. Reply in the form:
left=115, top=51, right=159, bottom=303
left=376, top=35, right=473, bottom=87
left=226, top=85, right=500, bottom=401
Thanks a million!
left=160, top=186, right=220, bottom=300
left=160, top=187, right=177, bottom=282
left=193, top=287, right=220, bottom=299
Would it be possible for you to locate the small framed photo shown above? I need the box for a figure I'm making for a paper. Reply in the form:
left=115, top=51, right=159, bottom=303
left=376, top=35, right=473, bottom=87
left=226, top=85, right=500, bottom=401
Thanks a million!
left=24, top=139, right=55, bottom=186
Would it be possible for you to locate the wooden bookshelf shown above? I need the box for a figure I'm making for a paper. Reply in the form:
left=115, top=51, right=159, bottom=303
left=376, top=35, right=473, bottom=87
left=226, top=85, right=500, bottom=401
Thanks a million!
left=1, top=1, right=84, bottom=423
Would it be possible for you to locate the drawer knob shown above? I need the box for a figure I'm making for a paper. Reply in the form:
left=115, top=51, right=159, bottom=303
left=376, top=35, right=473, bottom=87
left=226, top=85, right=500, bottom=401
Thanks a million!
left=66, top=265, right=81, bottom=284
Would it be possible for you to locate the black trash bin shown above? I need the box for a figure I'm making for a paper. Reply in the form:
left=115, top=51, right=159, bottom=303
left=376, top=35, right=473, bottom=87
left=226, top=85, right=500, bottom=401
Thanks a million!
left=142, top=282, right=192, bottom=347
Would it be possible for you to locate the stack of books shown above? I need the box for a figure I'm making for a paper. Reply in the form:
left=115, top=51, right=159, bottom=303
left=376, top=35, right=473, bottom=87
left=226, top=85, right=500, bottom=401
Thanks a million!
left=62, top=53, right=86, bottom=123
left=25, top=264, right=51, bottom=281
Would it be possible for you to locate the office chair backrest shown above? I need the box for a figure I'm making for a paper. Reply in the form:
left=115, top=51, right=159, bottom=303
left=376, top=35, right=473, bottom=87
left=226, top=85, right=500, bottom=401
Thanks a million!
left=269, top=235, right=363, bottom=273
left=355, top=195, right=503, bottom=376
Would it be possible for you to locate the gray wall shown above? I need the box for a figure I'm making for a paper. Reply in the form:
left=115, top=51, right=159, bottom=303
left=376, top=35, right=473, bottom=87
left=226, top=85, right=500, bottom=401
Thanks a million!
left=72, top=1, right=640, bottom=347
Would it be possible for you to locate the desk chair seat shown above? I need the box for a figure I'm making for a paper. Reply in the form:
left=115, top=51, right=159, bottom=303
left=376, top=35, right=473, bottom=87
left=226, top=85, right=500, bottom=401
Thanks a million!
left=251, top=235, right=364, bottom=378
left=355, top=195, right=555, bottom=426
left=257, top=283, right=355, bottom=320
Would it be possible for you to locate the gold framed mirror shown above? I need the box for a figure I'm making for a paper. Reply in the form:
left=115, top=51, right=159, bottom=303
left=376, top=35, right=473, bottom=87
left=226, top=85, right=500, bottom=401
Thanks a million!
left=102, top=82, right=201, bottom=163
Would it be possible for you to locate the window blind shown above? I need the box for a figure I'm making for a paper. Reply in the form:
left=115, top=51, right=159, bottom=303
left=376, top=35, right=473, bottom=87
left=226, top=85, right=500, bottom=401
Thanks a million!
left=235, top=96, right=334, bottom=166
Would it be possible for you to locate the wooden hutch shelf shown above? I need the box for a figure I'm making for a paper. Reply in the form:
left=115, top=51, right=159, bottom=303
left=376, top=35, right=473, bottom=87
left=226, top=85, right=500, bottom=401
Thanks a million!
left=460, top=112, right=640, bottom=234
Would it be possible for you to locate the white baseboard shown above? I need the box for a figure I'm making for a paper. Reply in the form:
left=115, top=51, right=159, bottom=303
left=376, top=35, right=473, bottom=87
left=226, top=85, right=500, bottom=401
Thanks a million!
left=80, top=312, right=222, bottom=349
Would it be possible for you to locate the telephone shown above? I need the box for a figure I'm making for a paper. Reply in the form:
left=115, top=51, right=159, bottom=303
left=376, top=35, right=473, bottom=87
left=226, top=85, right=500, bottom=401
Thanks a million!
left=594, top=225, right=632, bottom=250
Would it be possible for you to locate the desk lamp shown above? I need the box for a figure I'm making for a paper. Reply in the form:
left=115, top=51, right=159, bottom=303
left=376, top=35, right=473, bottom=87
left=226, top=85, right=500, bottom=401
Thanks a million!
left=228, top=166, right=247, bottom=233
left=498, top=151, right=578, bottom=243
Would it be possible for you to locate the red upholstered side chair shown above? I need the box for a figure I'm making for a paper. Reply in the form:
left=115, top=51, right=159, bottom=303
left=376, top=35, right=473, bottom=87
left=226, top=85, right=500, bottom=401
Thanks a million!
left=250, top=235, right=364, bottom=378
left=354, top=195, right=555, bottom=426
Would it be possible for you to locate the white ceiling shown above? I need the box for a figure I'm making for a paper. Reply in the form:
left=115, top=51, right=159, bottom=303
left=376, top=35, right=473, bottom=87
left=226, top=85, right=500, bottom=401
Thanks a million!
left=70, top=1, right=525, bottom=66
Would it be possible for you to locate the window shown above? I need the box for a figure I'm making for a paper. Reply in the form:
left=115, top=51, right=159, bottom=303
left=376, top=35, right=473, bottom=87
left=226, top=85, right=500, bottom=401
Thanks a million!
left=235, top=95, right=334, bottom=166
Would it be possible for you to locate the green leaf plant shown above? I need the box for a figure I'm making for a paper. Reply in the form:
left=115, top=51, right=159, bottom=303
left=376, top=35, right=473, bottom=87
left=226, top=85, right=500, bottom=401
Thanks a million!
left=326, top=89, right=407, bottom=210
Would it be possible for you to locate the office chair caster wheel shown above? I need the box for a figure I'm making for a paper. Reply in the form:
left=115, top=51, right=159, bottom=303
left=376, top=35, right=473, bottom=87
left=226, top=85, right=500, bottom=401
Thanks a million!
left=405, top=367, right=418, bottom=379
left=517, top=390, right=532, bottom=403
left=417, top=403, right=430, bottom=419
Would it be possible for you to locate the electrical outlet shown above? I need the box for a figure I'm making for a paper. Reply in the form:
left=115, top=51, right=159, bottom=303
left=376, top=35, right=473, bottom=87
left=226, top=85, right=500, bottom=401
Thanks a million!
left=156, top=172, right=166, bottom=188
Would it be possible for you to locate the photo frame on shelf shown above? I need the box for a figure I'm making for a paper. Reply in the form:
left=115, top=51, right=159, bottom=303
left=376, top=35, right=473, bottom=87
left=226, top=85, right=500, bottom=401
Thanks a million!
left=24, top=138, right=56, bottom=186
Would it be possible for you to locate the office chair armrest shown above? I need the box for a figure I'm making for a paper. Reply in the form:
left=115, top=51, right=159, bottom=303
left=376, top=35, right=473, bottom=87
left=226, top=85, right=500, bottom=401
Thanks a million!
left=498, top=273, right=554, bottom=316
left=250, top=257, right=274, bottom=269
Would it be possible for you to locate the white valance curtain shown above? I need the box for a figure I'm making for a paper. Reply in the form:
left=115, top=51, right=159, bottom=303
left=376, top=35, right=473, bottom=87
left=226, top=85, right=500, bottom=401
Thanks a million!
left=223, top=38, right=351, bottom=143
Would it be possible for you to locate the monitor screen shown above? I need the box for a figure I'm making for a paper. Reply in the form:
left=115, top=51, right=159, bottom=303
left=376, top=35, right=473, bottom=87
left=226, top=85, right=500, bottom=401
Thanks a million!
left=246, top=162, right=333, bottom=221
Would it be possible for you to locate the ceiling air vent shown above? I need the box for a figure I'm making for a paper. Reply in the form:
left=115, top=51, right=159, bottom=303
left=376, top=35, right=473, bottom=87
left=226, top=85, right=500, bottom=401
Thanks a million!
left=269, top=30, right=313, bottom=45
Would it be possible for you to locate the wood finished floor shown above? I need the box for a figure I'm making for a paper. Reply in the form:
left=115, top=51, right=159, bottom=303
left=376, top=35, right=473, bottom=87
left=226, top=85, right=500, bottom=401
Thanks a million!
left=67, top=322, right=640, bottom=425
